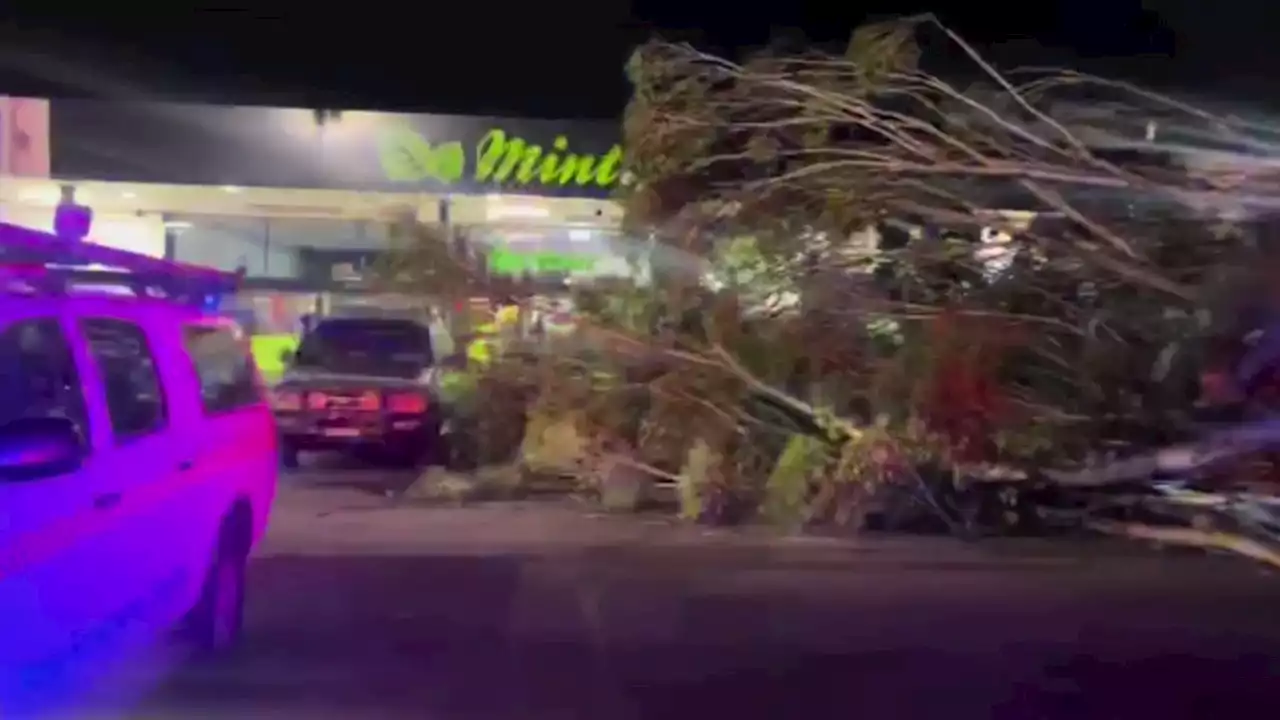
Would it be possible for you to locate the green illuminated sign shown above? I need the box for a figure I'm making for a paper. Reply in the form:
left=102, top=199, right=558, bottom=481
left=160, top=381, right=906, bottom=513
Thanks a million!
left=378, top=126, right=622, bottom=191
left=488, top=247, right=598, bottom=276
left=378, top=127, right=466, bottom=185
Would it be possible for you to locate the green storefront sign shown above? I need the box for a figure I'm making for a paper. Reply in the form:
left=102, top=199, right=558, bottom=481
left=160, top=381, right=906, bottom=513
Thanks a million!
left=487, top=247, right=599, bottom=276
left=378, top=126, right=623, bottom=193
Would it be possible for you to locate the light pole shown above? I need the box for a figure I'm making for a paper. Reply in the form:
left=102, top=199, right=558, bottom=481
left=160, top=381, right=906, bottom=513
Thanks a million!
left=313, top=109, right=342, bottom=186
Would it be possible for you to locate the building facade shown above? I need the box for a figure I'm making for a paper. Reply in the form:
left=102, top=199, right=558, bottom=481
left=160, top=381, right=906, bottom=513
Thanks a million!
left=0, top=96, right=646, bottom=375
left=0, top=96, right=637, bottom=289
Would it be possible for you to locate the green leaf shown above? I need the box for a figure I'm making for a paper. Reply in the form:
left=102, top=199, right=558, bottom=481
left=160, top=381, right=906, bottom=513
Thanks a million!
left=432, top=142, right=467, bottom=183
left=378, top=127, right=435, bottom=182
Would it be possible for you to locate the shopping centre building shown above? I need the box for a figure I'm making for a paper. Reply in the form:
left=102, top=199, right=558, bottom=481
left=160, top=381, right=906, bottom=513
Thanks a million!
left=0, top=95, right=639, bottom=371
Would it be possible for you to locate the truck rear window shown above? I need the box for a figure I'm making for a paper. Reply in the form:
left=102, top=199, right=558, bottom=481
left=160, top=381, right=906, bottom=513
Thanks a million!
left=294, top=318, right=434, bottom=378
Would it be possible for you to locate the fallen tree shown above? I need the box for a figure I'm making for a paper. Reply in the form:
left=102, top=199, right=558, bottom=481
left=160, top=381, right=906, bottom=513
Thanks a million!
left=381, top=16, right=1280, bottom=545
left=611, top=15, right=1280, bottom=508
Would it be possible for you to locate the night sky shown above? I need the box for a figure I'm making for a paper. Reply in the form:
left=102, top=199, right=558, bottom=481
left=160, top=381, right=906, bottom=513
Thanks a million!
left=0, top=1, right=1275, bottom=118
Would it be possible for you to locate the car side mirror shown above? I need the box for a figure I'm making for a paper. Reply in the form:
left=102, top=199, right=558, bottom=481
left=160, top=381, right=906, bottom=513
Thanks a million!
left=0, top=416, right=85, bottom=481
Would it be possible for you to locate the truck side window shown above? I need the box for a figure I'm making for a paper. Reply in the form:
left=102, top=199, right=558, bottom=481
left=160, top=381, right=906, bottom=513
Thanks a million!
left=182, top=325, right=261, bottom=413
left=0, top=317, right=90, bottom=442
left=81, top=318, right=168, bottom=440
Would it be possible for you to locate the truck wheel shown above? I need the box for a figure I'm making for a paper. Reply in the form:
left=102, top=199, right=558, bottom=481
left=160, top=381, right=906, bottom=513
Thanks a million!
left=390, top=441, right=429, bottom=469
left=185, top=524, right=249, bottom=657
left=429, top=431, right=450, bottom=469
left=390, top=426, right=442, bottom=469
left=280, top=440, right=300, bottom=470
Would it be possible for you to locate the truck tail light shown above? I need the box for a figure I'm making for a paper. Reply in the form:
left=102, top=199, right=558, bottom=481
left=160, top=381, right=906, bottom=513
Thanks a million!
left=387, top=392, right=427, bottom=415
left=356, top=391, right=381, bottom=411
left=272, top=389, right=302, bottom=411
left=307, top=392, right=329, bottom=410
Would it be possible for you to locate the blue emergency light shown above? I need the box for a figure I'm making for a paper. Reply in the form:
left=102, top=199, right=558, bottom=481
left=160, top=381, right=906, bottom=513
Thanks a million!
left=0, top=209, right=242, bottom=309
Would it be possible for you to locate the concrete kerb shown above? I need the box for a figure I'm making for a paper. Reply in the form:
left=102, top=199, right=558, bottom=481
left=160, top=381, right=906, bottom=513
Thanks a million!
left=264, top=499, right=1118, bottom=569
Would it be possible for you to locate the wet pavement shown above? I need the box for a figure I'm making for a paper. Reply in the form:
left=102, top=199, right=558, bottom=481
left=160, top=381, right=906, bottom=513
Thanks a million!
left=127, top=470, right=1280, bottom=719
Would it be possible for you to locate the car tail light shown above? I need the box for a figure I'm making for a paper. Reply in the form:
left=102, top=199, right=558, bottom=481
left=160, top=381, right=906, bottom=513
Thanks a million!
left=356, top=391, right=381, bottom=411
left=272, top=389, right=302, bottom=411
left=307, top=392, right=329, bottom=410
left=387, top=392, right=427, bottom=415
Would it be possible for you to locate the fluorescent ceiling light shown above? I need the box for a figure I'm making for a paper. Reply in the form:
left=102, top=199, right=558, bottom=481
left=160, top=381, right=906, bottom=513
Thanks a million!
left=489, top=204, right=550, bottom=220
left=164, top=220, right=193, bottom=230
left=19, top=185, right=87, bottom=205
left=121, top=190, right=137, bottom=199
left=16, top=184, right=97, bottom=204
left=17, top=188, right=56, bottom=204
left=221, top=185, right=243, bottom=193
left=486, top=196, right=550, bottom=220
left=568, top=229, right=593, bottom=242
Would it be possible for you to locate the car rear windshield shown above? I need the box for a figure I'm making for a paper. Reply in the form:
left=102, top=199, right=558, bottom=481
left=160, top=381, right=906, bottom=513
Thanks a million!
left=294, top=318, right=434, bottom=378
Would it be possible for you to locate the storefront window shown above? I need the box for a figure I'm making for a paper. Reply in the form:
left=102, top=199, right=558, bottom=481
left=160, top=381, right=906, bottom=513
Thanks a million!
left=170, top=215, right=389, bottom=280
left=168, top=214, right=644, bottom=286
left=171, top=215, right=290, bottom=276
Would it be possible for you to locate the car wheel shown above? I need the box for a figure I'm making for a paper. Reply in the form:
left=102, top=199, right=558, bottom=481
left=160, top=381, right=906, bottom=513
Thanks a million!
left=185, top=532, right=248, bottom=657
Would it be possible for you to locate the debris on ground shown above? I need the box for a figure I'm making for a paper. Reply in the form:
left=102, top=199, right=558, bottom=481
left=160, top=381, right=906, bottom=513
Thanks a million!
left=402, top=467, right=481, bottom=504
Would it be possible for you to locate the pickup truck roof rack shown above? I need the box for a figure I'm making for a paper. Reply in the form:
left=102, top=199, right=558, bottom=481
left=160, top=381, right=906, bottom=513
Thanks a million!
left=0, top=220, right=242, bottom=309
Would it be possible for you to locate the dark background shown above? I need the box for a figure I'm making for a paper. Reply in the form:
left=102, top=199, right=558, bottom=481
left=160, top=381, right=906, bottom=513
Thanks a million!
left=0, top=1, right=1276, bottom=119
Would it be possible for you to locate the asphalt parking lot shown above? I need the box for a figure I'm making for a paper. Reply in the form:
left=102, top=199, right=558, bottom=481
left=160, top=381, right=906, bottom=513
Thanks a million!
left=124, top=466, right=1280, bottom=719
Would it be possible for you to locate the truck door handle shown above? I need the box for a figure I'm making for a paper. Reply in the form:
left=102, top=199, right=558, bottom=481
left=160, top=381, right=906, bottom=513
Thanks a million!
left=93, top=492, right=122, bottom=510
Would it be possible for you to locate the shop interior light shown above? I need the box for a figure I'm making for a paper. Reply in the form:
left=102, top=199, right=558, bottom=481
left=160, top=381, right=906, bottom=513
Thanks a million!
left=20, top=185, right=88, bottom=205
